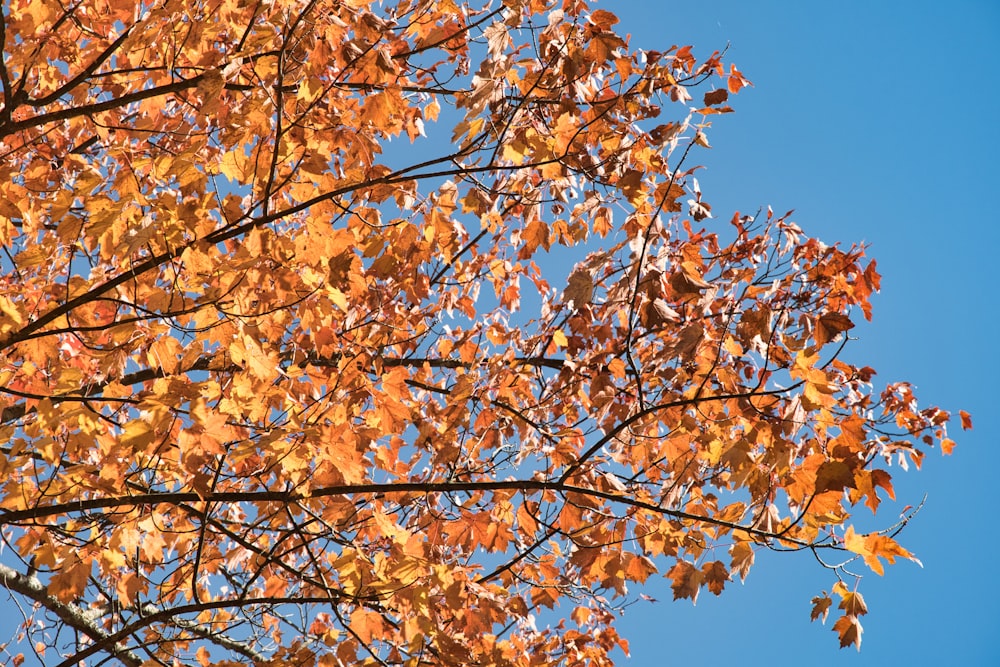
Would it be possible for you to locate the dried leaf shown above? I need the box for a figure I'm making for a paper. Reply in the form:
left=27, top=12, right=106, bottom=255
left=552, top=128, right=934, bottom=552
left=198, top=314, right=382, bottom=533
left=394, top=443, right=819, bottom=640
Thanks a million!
left=703, top=88, right=728, bottom=106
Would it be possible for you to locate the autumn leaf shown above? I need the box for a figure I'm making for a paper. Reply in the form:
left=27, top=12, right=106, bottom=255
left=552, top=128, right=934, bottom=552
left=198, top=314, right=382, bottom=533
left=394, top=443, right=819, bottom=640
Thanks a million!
left=833, top=581, right=868, bottom=616
left=845, top=527, right=919, bottom=576
left=703, top=89, right=729, bottom=106
left=833, top=614, right=864, bottom=651
left=727, top=64, right=752, bottom=93
left=667, top=561, right=702, bottom=603
left=701, top=560, right=729, bottom=596
left=814, top=460, right=857, bottom=494
left=47, top=560, right=91, bottom=603
left=815, top=312, right=854, bottom=346
left=522, top=218, right=551, bottom=254
left=810, top=593, right=833, bottom=623
left=565, top=269, right=594, bottom=307
left=729, top=541, right=755, bottom=582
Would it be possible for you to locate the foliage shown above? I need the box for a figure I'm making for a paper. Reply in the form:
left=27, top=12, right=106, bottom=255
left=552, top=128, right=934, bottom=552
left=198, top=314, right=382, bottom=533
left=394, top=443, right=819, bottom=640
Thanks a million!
left=0, top=0, right=967, bottom=664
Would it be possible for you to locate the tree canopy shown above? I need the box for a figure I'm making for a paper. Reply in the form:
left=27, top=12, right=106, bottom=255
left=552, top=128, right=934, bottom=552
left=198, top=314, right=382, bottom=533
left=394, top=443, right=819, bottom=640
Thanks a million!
left=0, top=0, right=968, bottom=665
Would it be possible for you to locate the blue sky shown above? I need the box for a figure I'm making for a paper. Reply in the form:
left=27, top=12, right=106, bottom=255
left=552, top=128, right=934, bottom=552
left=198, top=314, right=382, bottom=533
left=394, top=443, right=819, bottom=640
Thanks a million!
left=604, top=1, right=999, bottom=664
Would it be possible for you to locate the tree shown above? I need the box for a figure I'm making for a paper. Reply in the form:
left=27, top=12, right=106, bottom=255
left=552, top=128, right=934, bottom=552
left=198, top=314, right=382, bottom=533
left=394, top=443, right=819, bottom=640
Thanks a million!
left=0, top=0, right=968, bottom=664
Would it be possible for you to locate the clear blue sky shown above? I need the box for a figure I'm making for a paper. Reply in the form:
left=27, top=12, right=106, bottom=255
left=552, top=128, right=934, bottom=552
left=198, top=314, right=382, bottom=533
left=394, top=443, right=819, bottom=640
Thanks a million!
left=606, top=1, right=998, bottom=664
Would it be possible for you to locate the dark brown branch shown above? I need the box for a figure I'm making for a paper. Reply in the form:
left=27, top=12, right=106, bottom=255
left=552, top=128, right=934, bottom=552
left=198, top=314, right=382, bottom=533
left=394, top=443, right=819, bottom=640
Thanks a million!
left=557, top=383, right=804, bottom=484
left=0, top=73, right=210, bottom=138
left=0, top=479, right=812, bottom=548
left=0, top=353, right=562, bottom=426
left=24, top=23, right=134, bottom=108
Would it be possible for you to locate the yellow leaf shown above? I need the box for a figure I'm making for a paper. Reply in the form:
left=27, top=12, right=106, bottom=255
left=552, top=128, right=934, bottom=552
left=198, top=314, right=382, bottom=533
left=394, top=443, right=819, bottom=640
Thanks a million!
left=231, top=335, right=279, bottom=382
left=219, top=149, right=250, bottom=182
left=843, top=525, right=868, bottom=554
left=121, top=420, right=157, bottom=452
left=297, top=77, right=324, bottom=103
left=329, top=287, right=349, bottom=311
left=552, top=330, right=568, bottom=348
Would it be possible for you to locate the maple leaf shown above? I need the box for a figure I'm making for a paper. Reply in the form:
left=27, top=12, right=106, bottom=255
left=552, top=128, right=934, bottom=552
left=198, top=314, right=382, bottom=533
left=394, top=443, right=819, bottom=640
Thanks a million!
left=728, top=64, right=753, bottom=93
left=701, top=560, right=729, bottom=596
left=815, top=312, right=855, bottom=346
left=814, top=460, right=857, bottom=494
left=844, top=527, right=918, bottom=576
left=833, top=614, right=864, bottom=651
left=703, top=89, right=729, bottom=106
left=810, top=593, right=833, bottom=623
left=667, top=561, right=703, bottom=603
left=564, top=269, right=595, bottom=308
left=522, top=218, right=551, bottom=255
left=729, top=541, right=755, bottom=582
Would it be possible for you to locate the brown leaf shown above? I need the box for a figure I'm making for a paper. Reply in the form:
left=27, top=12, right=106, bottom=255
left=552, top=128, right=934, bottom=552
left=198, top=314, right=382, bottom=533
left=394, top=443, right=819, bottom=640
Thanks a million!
left=833, top=614, right=863, bottom=650
left=688, top=198, right=712, bottom=221
left=669, top=268, right=711, bottom=299
left=816, top=312, right=854, bottom=346
left=810, top=594, right=833, bottom=623
left=667, top=560, right=702, bottom=603
left=668, top=322, right=704, bottom=362
left=703, top=88, right=729, bottom=106
left=564, top=269, right=594, bottom=307
left=651, top=298, right=681, bottom=323
left=834, top=581, right=869, bottom=616
left=701, top=560, right=728, bottom=596
left=729, top=541, right=754, bottom=582
left=814, top=460, right=856, bottom=493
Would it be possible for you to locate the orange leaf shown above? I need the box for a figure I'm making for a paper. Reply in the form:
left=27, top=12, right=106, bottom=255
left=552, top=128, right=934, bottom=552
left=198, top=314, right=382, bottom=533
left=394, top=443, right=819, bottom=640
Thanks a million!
left=833, top=582, right=868, bottom=617
left=522, top=218, right=550, bottom=254
left=116, top=572, right=144, bottom=606
left=833, top=614, right=863, bottom=650
left=667, top=560, right=702, bottom=603
left=624, top=553, right=657, bottom=583
left=727, top=64, right=752, bottom=93
left=589, top=9, right=620, bottom=29
left=701, top=560, right=728, bottom=596
left=814, top=460, right=856, bottom=493
left=729, top=541, right=754, bottom=582
left=48, top=559, right=91, bottom=603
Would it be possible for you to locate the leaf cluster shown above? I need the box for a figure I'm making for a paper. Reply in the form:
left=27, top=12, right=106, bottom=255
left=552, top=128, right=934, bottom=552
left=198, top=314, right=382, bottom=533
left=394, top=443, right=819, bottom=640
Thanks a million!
left=0, top=0, right=966, bottom=664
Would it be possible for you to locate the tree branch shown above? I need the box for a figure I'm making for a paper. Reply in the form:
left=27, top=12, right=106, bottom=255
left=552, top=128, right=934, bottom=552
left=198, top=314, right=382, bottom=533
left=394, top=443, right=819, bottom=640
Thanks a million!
left=0, top=479, right=811, bottom=547
left=0, top=563, right=143, bottom=667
